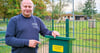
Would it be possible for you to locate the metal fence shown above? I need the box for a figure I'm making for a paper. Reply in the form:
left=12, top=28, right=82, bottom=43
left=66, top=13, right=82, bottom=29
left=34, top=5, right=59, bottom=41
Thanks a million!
left=43, top=19, right=100, bottom=53
left=69, top=20, right=100, bottom=53
left=0, top=31, right=11, bottom=53
left=0, top=19, right=100, bottom=53
left=0, top=18, right=11, bottom=53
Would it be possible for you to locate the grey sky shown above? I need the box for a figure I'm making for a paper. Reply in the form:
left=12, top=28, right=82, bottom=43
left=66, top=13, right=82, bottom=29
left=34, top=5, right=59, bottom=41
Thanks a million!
left=75, top=0, right=100, bottom=13
left=47, top=0, right=100, bottom=13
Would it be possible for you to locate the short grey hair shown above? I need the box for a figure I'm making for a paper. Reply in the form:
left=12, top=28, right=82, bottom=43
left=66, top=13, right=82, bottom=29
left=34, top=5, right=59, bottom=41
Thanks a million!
left=20, top=0, right=34, bottom=7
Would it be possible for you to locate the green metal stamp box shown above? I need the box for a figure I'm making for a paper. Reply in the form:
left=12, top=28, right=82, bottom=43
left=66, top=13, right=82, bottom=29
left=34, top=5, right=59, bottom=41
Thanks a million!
left=45, top=36, right=75, bottom=53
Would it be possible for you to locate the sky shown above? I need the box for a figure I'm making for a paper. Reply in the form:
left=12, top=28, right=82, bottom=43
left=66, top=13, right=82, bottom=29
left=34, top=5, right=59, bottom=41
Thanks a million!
left=48, top=0, right=100, bottom=13
left=74, top=0, right=100, bottom=13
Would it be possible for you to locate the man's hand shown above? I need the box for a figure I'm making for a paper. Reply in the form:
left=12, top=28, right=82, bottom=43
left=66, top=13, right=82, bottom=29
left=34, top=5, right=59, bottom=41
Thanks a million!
left=52, top=31, right=60, bottom=38
left=29, top=40, right=41, bottom=48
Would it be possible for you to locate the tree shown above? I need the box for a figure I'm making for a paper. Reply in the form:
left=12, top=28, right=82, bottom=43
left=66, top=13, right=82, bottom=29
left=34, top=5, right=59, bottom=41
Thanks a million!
left=0, top=0, right=9, bottom=21
left=32, top=0, right=51, bottom=19
left=0, top=0, right=22, bottom=19
left=7, top=0, right=21, bottom=18
left=76, top=1, right=84, bottom=12
left=82, top=0, right=97, bottom=18
left=0, top=0, right=51, bottom=19
left=49, top=0, right=72, bottom=19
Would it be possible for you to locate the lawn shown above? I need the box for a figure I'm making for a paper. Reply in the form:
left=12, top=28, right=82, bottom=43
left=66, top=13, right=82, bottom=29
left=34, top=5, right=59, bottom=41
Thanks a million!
left=0, top=46, right=11, bottom=53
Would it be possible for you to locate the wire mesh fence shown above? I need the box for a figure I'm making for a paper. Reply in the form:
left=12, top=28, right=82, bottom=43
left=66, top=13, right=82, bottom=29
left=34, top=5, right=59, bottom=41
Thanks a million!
left=0, top=18, right=10, bottom=53
left=0, top=19, right=100, bottom=53
left=41, top=19, right=100, bottom=53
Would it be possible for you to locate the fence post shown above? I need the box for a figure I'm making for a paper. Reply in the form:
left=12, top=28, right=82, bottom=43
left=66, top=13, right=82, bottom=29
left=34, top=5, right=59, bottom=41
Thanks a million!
left=66, top=19, right=69, bottom=37
left=3, top=18, right=5, bottom=22
left=45, top=19, right=75, bottom=53
left=52, top=19, right=54, bottom=31
left=6, top=18, right=8, bottom=25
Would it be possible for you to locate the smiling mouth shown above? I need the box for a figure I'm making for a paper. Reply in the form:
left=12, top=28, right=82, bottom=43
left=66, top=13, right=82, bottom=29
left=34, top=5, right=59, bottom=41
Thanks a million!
left=26, top=11, right=30, bottom=13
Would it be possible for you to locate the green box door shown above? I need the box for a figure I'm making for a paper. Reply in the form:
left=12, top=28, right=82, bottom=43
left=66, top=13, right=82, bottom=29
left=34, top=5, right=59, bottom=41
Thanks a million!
left=45, top=36, right=75, bottom=53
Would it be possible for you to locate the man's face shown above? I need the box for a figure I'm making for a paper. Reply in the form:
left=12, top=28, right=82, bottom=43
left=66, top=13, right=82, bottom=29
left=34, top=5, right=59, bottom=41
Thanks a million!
left=21, top=1, right=33, bottom=17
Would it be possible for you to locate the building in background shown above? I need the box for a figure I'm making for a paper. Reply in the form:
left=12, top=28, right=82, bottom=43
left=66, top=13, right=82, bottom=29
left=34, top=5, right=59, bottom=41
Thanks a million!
left=61, top=14, right=88, bottom=21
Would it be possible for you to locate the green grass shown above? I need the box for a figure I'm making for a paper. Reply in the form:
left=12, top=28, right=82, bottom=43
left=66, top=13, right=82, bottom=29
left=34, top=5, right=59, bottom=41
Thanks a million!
left=0, top=33, right=5, bottom=38
left=0, top=21, right=7, bottom=31
left=0, top=46, right=11, bottom=53
left=0, top=33, right=11, bottom=53
left=0, top=23, right=7, bottom=27
left=0, top=32, right=11, bottom=53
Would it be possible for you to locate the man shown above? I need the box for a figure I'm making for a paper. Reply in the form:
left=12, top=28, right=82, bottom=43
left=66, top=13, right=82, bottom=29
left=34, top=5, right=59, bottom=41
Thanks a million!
left=5, top=0, right=60, bottom=53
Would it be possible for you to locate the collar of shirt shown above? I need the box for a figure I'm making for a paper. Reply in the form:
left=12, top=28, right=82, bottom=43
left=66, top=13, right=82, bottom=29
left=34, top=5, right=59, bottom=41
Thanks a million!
left=21, top=13, right=32, bottom=19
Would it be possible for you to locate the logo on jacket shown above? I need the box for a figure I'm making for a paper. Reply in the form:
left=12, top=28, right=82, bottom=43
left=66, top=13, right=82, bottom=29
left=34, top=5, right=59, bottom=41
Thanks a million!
left=32, top=23, right=38, bottom=28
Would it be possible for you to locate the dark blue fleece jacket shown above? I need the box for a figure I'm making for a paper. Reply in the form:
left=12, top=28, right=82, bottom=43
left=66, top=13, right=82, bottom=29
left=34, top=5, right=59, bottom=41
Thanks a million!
left=5, top=14, right=52, bottom=53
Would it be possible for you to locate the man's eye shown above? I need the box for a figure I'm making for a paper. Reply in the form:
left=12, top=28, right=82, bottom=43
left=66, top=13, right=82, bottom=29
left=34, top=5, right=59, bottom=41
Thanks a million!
left=29, top=6, right=32, bottom=8
left=24, top=6, right=27, bottom=8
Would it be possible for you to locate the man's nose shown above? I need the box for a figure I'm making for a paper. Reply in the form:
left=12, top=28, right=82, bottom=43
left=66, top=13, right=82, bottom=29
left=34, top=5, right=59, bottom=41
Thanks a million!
left=26, top=7, right=30, bottom=9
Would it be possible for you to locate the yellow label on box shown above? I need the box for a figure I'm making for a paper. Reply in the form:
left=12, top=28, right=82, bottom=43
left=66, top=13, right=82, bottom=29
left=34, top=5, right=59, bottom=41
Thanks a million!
left=52, top=45, right=64, bottom=52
